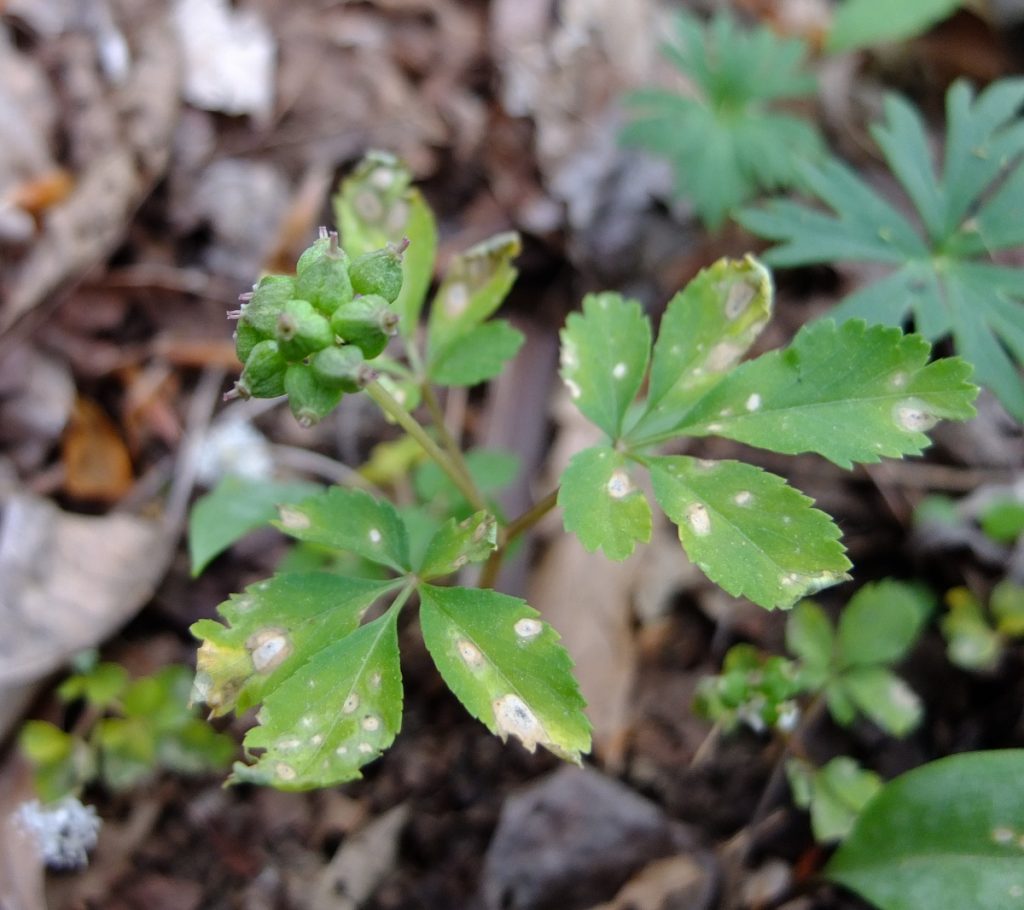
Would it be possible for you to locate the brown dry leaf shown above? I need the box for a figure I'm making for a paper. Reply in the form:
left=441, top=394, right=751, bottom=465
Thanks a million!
left=0, top=492, right=171, bottom=688
left=587, top=854, right=717, bottom=910
left=61, top=397, right=134, bottom=502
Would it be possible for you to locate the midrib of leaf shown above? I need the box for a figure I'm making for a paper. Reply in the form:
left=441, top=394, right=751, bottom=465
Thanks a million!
left=290, top=591, right=406, bottom=778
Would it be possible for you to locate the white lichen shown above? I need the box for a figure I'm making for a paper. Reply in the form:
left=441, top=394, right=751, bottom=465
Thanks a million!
left=17, top=797, right=101, bottom=870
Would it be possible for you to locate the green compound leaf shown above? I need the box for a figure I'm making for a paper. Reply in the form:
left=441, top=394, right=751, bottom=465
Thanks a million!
left=429, top=319, right=525, bottom=387
left=648, top=456, right=850, bottom=609
left=560, top=293, right=651, bottom=441
left=828, top=0, right=962, bottom=51
left=827, top=750, right=1024, bottom=910
left=191, top=572, right=399, bottom=717
left=418, top=511, right=498, bottom=580
left=558, top=446, right=652, bottom=561
left=427, top=231, right=520, bottom=356
left=787, top=756, right=883, bottom=843
left=418, top=585, right=591, bottom=762
left=333, top=151, right=438, bottom=337
left=670, top=320, right=977, bottom=469
left=833, top=666, right=923, bottom=736
left=232, top=605, right=404, bottom=790
left=272, top=487, right=410, bottom=573
left=786, top=600, right=836, bottom=679
left=837, top=580, right=933, bottom=667
left=740, top=79, right=1024, bottom=418
left=633, top=255, right=773, bottom=441
left=621, top=10, right=821, bottom=229
left=188, top=476, right=322, bottom=576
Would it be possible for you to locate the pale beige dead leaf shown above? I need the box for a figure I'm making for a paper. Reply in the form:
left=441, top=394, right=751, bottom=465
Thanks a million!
left=586, top=853, right=717, bottom=910
left=306, top=804, right=409, bottom=910
left=0, top=493, right=172, bottom=689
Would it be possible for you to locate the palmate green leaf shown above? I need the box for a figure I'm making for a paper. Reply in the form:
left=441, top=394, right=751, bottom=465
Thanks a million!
left=632, top=256, right=772, bottom=440
left=828, top=0, right=962, bottom=51
left=837, top=581, right=932, bottom=667
left=188, top=476, right=322, bottom=576
left=191, top=572, right=399, bottom=717
left=560, top=293, right=651, bottom=441
left=832, top=667, right=922, bottom=736
left=272, top=487, right=410, bottom=573
left=419, top=585, right=591, bottom=762
left=426, top=231, right=520, bottom=364
left=429, top=319, right=525, bottom=386
left=827, top=750, right=1024, bottom=910
left=233, top=606, right=404, bottom=790
left=786, top=601, right=835, bottom=678
left=648, top=456, right=850, bottom=609
left=418, top=511, right=497, bottom=579
left=787, top=757, right=883, bottom=843
left=333, top=151, right=438, bottom=337
left=558, top=446, right=651, bottom=561
left=620, top=10, right=821, bottom=229
left=668, top=320, right=977, bottom=469
left=740, top=79, right=1024, bottom=418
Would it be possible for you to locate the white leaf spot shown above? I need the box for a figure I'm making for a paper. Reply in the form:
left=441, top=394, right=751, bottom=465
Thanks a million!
left=300, top=714, right=315, bottom=728
left=560, top=341, right=578, bottom=370
left=894, top=399, right=938, bottom=432
left=745, top=393, right=762, bottom=412
left=1009, top=884, right=1023, bottom=898
left=514, top=618, right=543, bottom=641
left=612, top=362, right=628, bottom=379
left=686, top=503, right=711, bottom=537
left=492, top=694, right=545, bottom=751
left=606, top=469, right=632, bottom=499
left=565, top=379, right=581, bottom=400
left=311, top=734, right=324, bottom=746
left=362, top=715, right=380, bottom=732
left=706, top=422, right=723, bottom=433
left=369, top=671, right=382, bottom=689
left=724, top=279, right=756, bottom=320
left=368, top=528, right=382, bottom=544
left=444, top=282, right=470, bottom=318
left=234, top=596, right=256, bottom=612
left=276, top=738, right=301, bottom=751
left=706, top=341, right=741, bottom=371
left=453, top=555, right=468, bottom=569
left=696, top=459, right=717, bottom=471
left=357, top=742, right=374, bottom=755
left=278, top=506, right=310, bottom=530
left=456, top=638, right=485, bottom=669
left=247, top=628, right=292, bottom=673
left=275, top=762, right=297, bottom=781
left=733, top=491, right=753, bottom=506
left=890, top=371, right=908, bottom=389
left=335, top=745, right=348, bottom=757
left=993, top=827, right=1015, bottom=845
left=343, top=693, right=360, bottom=714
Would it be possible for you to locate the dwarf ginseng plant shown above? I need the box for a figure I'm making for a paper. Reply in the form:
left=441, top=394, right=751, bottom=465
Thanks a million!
left=190, top=154, right=977, bottom=790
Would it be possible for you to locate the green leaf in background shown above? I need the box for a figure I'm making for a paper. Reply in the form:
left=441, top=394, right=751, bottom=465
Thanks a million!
left=837, top=581, right=933, bottom=667
left=191, top=572, right=400, bottom=716
left=429, top=319, right=525, bottom=386
left=621, top=10, right=822, bottom=228
left=786, top=600, right=835, bottom=684
left=272, top=487, right=410, bottom=573
left=333, top=151, right=438, bottom=337
left=828, top=750, right=1024, bottom=910
left=671, top=321, right=977, bottom=468
left=418, top=585, right=591, bottom=762
left=788, top=757, right=883, bottom=843
left=414, top=449, right=521, bottom=508
left=427, top=231, right=520, bottom=356
left=980, top=499, right=1024, bottom=543
left=188, top=476, right=322, bottom=576
left=740, top=79, right=1024, bottom=418
left=828, top=0, right=963, bottom=51
left=942, top=586, right=1003, bottom=671
left=991, top=581, right=1024, bottom=637
left=649, top=456, right=849, bottom=609
left=418, top=511, right=498, bottom=579
left=233, top=605, right=404, bottom=790
left=633, top=256, right=772, bottom=441
left=833, top=666, right=922, bottom=736
left=560, top=293, right=651, bottom=441
left=558, top=446, right=652, bottom=561
left=57, top=662, right=129, bottom=709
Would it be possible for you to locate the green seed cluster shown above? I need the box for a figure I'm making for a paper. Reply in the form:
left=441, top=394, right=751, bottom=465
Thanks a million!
left=226, top=228, right=405, bottom=427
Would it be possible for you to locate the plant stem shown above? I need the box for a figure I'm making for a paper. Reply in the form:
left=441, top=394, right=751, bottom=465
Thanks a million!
left=478, top=487, right=559, bottom=589
left=364, top=380, right=486, bottom=511
left=421, top=383, right=484, bottom=510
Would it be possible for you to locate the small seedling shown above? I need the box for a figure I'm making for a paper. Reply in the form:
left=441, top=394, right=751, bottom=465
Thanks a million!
left=190, top=153, right=975, bottom=790
left=741, top=78, right=1024, bottom=419
left=786, top=756, right=882, bottom=842
left=620, top=9, right=823, bottom=229
left=19, top=656, right=234, bottom=802
left=941, top=581, right=1024, bottom=671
